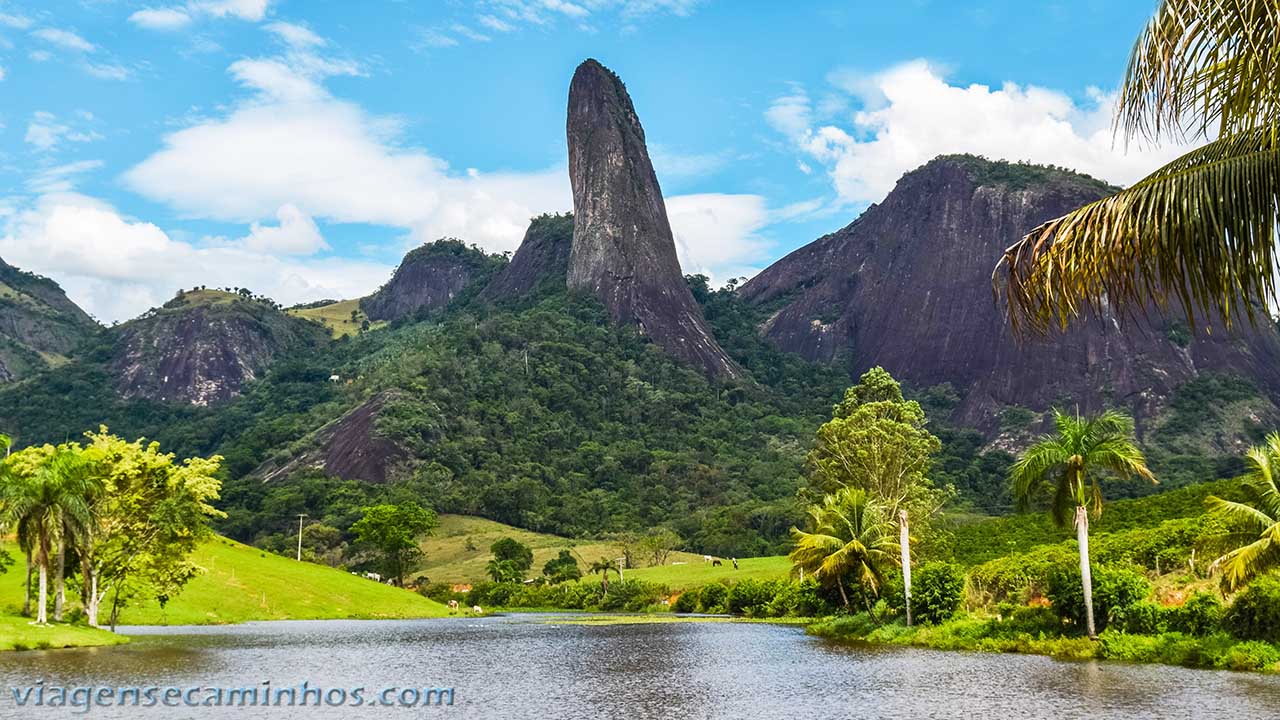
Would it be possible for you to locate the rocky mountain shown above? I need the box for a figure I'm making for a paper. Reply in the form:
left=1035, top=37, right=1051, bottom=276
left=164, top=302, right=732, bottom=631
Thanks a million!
left=110, top=289, right=330, bottom=406
left=361, top=239, right=503, bottom=322
left=739, top=154, right=1280, bottom=434
left=0, top=258, right=98, bottom=382
left=566, top=59, right=740, bottom=379
left=478, top=213, right=574, bottom=303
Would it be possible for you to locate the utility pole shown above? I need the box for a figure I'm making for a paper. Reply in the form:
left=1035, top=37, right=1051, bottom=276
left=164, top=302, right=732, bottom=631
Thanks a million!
left=296, top=513, right=308, bottom=561
left=617, top=557, right=625, bottom=583
left=900, top=509, right=912, bottom=627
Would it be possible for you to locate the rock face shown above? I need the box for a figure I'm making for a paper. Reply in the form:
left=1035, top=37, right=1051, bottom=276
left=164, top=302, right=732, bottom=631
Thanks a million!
left=110, top=290, right=329, bottom=406
left=362, top=239, right=496, bottom=322
left=739, top=155, right=1280, bottom=431
left=479, top=213, right=574, bottom=302
left=566, top=59, right=739, bottom=379
left=0, top=258, right=98, bottom=381
left=260, top=391, right=410, bottom=484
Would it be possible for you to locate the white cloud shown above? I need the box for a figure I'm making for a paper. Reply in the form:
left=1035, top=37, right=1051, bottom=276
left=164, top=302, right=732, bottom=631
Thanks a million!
left=24, top=111, right=102, bottom=151
left=768, top=59, right=1200, bottom=206
left=28, top=49, right=51, bottom=62
left=477, top=14, right=515, bottom=32
left=31, top=28, right=95, bottom=52
left=27, top=160, right=104, bottom=193
left=0, top=13, right=31, bottom=30
left=0, top=66, right=6, bottom=81
left=84, top=62, right=131, bottom=81
left=238, top=203, right=327, bottom=254
left=0, top=193, right=390, bottom=322
left=124, top=34, right=570, bottom=256
left=128, top=8, right=193, bottom=30
left=416, top=29, right=459, bottom=49
left=667, top=193, right=770, bottom=283
left=130, top=0, right=269, bottom=31
left=265, top=21, right=323, bottom=49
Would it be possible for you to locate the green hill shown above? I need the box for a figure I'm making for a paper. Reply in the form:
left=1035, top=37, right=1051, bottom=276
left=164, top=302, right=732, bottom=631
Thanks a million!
left=1, top=536, right=449, bottom=627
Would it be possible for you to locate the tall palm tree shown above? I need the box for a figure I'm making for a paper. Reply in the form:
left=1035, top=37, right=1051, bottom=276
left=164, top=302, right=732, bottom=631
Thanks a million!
left=1206, top=433, right=1280, bottom=590
left=789, top=487, right=898, bottom=615
left=0, top=448, right=93, bottom=624
left=1010, top=409, right=1156, bottom=639
left=997, top=1, right=1280, bottom=335
left=588, top=557, right=617, bottom=594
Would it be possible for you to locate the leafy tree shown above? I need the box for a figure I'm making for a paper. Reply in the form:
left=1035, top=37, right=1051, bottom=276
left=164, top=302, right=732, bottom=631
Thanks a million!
left=913, top=562, right=966, bottom=625
left=542, top=549, right=582, bottom=584
left=640, top=527, right=682, bottom=567
left=1205, top=432, right=1280, bottom=590
left=1010, top=409, right=1155, bottom=638
left=350, top=502, right=438, bottom=587
left=588, top=556, right=618, bottom=593
left=76, top=429, right=226, bottom=628
left=490, top=537, right=533, bottom=572
left=998, top=1, right=1280, bottom=334
left=789, top=487, right=898, bottom=614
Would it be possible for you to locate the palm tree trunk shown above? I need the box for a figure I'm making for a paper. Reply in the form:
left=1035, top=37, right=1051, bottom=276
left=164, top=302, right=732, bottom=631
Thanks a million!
left=22, top=549, right=32, bottom=616
left=35, top=538, right=49, bottom=625
left=1075, top=505, right=1097, bottom=639
left=54, top=534, right=66, bottom=622
left=900, top=509, right=912, bottom=627
left=837, top=576, right=850, bottom=609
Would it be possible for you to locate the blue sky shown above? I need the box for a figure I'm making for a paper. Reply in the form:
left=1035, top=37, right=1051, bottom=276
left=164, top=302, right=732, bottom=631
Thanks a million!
left=0, top=0, right=1187, bottom=322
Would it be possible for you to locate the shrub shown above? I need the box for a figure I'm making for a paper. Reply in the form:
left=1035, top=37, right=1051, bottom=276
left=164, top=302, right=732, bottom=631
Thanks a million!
left=994, top=605, right=1060, bottom=636
left=1047, top=565, right=1150, bottom=633
left=913, top=562, right=966, bottom=625
left=1215, top=640, right=1280, bottom=671
left=1114, top=601, right=1169, bottom=635
left=672, top=591, right=698, bottom=613
left=698, top=583, right=729, bottom=613
left=1168, top=592, right=1223, bottom=636
left=727, top=579, right=780, bottom=617
left=600, top=580, right=668, bottom=612
left=765, top=580, right=831, bottom=618
left=1224, top=576, right=1280, bottom=643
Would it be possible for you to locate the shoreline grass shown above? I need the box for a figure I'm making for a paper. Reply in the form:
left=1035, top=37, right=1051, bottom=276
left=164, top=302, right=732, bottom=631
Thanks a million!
left=0, top=615, right=128, bottom=652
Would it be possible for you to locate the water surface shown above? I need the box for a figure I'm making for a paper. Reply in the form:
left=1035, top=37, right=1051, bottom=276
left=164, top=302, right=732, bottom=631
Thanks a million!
left=1, top=615, right=1278, bottom=719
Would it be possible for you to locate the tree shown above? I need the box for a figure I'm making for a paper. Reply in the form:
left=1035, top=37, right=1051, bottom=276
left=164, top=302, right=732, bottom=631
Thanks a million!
left=998, top=1, right=1280, bottom=335
left=588, top=556, right=618, bottom=593
left=542, top=549, right=582, bottom=584
left=789, top=487, right=898, bottom=615
left=350, top=502, right=438, bottom=587
left=1009, top=409, right=1155, bottom=638
left=0, top=446, right=94, bottom=624
left=640, top=527, right=682, bottom=567
left=489, top=537, right=533, bottom=576
left=1206, top=432, right=1280, bottom=590
left=808, top=367, right=948, bottom=625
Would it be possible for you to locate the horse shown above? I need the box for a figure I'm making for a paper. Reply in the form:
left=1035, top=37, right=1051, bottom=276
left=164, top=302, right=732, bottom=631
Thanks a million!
left=711, top=558, right=722, bottom=567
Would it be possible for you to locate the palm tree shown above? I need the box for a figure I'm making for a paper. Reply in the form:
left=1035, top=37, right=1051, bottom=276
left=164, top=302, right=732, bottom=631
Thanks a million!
left=0, top=448, right=93, bottom=624
left=588, top=557, right=617, bottom=594
left=789, top=487, right=898, bottom=615
left=997, top=1, right=1280, bottom=335
left=1206, top=433, right=1280, bottom=590
left=1009, top=409, right=1155, bottom=638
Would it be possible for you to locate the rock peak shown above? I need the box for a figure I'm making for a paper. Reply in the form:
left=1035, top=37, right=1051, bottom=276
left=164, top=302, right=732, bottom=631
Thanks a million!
left=566, top=59, right=739, bottom=379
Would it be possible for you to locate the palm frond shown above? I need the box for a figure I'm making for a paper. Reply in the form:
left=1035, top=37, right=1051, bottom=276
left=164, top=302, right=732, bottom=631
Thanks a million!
left=997, top=128, right=1280, bottom=334
left=1009, top=439, right=1069, bottom=510
left=1118, top=0, right=1280, bottom=142
left=1206, top=494, right=1277, bottom=532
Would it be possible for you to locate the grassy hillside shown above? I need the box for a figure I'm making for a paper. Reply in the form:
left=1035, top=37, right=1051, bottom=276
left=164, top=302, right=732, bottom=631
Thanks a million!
left=1, top=536, right=449, bottom=626
left=419, top=514, right=791, bottom=591
left=289, top=298, right=386, bottom=339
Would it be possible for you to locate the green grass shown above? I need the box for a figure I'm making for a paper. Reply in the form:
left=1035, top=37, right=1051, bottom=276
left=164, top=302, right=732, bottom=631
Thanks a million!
left=600, top=555, right=793, bottom=592
left=419, top=515, right=791, bottom=590
left=2, top=536, right=449, bottom=626
left=288, top=298, right=386, bottom=339
left=0, top=615, right=129, bottom=651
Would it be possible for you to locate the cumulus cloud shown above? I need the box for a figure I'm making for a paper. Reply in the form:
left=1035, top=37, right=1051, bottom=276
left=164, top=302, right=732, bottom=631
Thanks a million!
left=0, top=193, right=390, bottom=322
left=128, top=8, right=193, bottom=30
left=767, top=59, right=1200, bottom=206
left=237, top=203, right=327, bottom=254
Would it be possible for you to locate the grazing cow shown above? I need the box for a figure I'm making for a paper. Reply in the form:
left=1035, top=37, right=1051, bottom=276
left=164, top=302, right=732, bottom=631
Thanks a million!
left=711, top=559, right=722, bottom=567
left=703, top=555, right=713, bottom=564
left=732, top=558, right=739, bottom=570
left=447, top=600, right=459, bottom=612
left=363, top=572, right=382, bottom=582
left=472, top=606, right=483, bottom=614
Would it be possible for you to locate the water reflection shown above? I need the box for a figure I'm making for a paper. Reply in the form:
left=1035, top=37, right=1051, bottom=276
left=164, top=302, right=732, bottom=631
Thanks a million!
left=0, top=616, right=1277, bottom=719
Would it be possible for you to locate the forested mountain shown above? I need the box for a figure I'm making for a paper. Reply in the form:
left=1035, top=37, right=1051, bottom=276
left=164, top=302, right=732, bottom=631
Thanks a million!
left=0, top=257, right=98, bottom=382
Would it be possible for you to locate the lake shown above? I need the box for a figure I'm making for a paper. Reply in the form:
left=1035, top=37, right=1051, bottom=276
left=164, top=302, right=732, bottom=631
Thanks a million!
left=2, top=615, right=1279, bottom=719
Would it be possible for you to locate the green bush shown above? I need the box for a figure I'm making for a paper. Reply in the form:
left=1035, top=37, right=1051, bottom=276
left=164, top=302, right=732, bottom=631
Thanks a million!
left=1215, top=640, right=1280, bottom=671
left=1114, top=601, right=1169, bottom=635
left=1047, top=565, right=1151, bottom=633
left=1224, top=576, right=1280, bottom=643
left=599, top=580, right=668, bottom=612
left=993, top=604, right=1060, bottom=636
left=672, top=591, right=698, bottom=613
left=765, top=580, right=831, bottom=618
left=698, top=583, right=729, bottom=614
left=727, top=579, right=780, bottom=616
left=1168, top=592, right=1223, bottom=636
left=913, top=562, right=966, bottom=625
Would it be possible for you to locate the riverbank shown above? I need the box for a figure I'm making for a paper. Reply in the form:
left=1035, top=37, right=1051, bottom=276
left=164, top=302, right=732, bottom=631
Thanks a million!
left=0, top=616, right=128, bottom=651
left=809, top=613, right=1280, bottom=673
